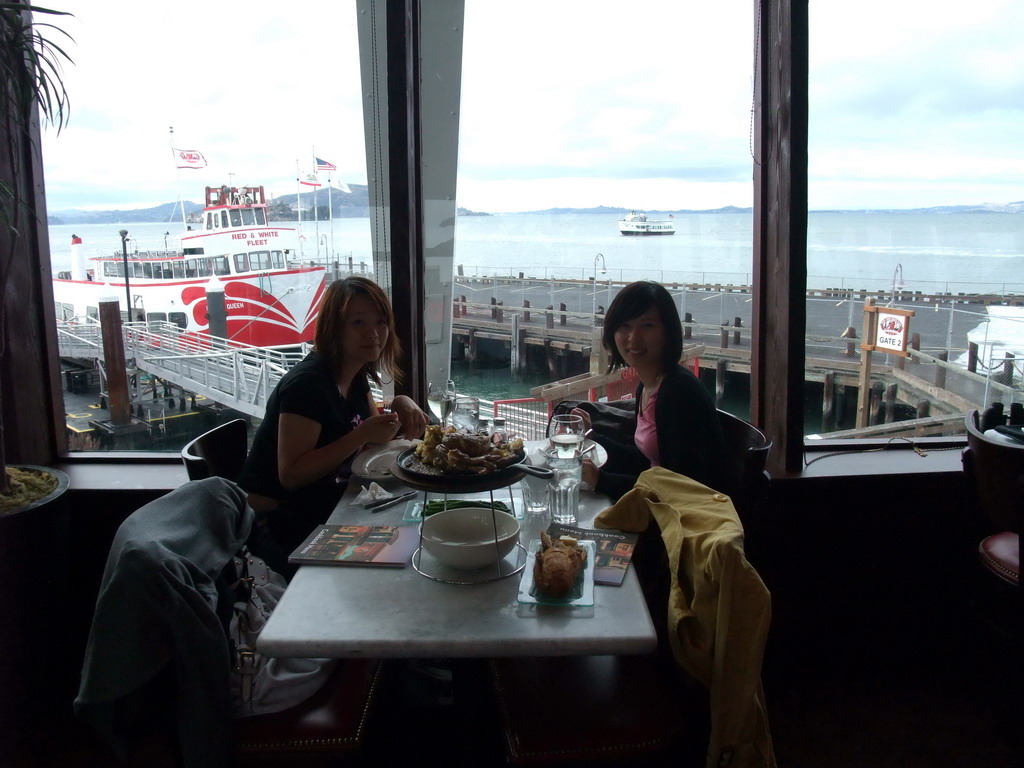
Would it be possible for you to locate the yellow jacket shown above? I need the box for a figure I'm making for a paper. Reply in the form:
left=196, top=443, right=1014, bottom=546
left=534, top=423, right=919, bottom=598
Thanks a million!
left=596, top=467, right=776, bottom=768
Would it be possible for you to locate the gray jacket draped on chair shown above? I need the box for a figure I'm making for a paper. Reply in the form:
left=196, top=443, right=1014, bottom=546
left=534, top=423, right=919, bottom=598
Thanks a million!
left=75, top=477, right=254, bottom=768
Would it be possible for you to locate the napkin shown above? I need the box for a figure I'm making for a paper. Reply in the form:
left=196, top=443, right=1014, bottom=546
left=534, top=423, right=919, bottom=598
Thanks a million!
left=353, top=482, right=392, bottom=506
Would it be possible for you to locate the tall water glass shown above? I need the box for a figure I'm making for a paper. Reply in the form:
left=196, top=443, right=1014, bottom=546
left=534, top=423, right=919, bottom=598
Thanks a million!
left=548, top=454, right=582, bottom=525
left=452, top=396, right=480, bottom=432
left=548, top=413, right=585, bottom=458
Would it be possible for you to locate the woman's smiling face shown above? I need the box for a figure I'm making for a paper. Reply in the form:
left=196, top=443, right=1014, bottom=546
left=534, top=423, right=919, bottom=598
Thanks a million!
left=613, top=306, right=666, bottom=373
left=340, top=293, right=389, bottom=364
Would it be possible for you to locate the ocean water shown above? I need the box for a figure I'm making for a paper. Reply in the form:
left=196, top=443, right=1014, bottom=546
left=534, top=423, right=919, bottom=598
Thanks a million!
left=47, top=211, right=1024, bottom=397
left=48, top=211, right=1024, bottom=295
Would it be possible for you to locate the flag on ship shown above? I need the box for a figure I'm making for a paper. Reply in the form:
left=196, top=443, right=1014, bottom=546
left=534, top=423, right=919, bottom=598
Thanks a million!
left=315, top=157, right=337, bottom=171
left=173, top=148, right=207, bottom=169
left=300, top=173, right=321, bottom=187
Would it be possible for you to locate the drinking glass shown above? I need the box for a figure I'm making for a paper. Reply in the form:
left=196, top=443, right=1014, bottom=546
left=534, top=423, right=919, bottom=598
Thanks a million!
left=548, top=413, right=586, bottom=458
left=548, top=454, right=582, bottom=525
left=427, top=380, right=456, bottom=427
left=452, top=395, right=480, bottom=432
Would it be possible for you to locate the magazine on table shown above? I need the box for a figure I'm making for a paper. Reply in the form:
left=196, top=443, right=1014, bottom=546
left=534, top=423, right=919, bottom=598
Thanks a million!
left=546, top=523, right=639, bottom=586
left=288, top=524, right=418, bottom=567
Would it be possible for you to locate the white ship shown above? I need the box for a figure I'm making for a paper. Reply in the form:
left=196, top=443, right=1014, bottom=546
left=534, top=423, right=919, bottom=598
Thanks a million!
left=618, top=210, right=675, bottom=236
left=53, top=184, right=327, bottom=347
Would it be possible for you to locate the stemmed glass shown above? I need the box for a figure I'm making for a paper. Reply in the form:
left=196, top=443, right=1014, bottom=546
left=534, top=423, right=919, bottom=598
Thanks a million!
left=427, top=379, right=457, bottom=428
left=547, top=413, right=586, bottom=458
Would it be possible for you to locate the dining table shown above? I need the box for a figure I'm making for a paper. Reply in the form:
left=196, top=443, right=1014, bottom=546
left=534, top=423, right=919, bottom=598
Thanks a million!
left=256, top=441, right=657, bottom=660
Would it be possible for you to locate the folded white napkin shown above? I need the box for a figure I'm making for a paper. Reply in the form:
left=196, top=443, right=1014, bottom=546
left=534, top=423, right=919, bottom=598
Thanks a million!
left=353, top=482, right=392, bottom=505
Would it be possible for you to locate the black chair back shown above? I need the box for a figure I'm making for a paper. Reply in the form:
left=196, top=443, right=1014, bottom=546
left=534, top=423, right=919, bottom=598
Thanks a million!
left=180, top=419, right=249, bottom=482
left=962, top=410, right=1024, bottom=535
left=716, top=409, right=772, bottom=512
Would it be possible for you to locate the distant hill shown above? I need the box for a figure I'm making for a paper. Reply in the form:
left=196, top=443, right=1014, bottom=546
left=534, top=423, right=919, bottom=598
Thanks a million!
left=46, top=196, right=1024, bottom=225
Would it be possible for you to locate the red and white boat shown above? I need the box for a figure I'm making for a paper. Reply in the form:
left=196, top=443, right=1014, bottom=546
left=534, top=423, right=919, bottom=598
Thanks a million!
left=52, top=185, right=326, bottom=347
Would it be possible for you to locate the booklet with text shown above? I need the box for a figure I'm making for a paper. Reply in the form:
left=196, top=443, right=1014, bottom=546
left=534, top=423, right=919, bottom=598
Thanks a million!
left=288, top=524, right=418, bottom=567
left=546, top=523, right=639, bottom=586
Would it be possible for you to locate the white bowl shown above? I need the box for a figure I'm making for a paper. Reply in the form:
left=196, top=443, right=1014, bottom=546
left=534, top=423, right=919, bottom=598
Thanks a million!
left=420, top=506, right=521, bottom=570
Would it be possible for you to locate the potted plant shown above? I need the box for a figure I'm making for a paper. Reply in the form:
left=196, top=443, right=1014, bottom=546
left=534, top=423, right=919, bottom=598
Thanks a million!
left=0, top=2, right=72, bottom=510
left=0, top=6, right=74, bottom=759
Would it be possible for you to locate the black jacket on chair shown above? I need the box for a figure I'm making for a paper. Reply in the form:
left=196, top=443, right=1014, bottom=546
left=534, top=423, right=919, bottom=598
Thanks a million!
left=75, top=478, right=254, bottom=768
left=591, top=364, right=731, bottom=501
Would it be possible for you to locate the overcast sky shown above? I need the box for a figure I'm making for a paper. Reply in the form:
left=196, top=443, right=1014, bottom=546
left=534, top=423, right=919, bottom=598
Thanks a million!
left=39, top=0, right=1024, bottom=213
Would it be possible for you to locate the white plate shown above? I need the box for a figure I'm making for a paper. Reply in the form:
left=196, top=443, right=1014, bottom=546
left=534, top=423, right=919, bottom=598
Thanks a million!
left=518, top=539, right=596, bottom=607
left=352, top=439, right=418, bottom=478
left=542, top=439, right=607, bottom=468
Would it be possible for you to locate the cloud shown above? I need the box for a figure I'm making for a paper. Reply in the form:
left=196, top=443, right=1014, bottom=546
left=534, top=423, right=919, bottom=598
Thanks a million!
left=39, top=0, right=1024, bottom=213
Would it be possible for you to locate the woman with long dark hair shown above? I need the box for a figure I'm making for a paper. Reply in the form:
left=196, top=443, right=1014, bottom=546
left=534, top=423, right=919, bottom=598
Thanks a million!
left=576, top=280, right=729, bottom=500
left=240, top=277, right=428, bottom=567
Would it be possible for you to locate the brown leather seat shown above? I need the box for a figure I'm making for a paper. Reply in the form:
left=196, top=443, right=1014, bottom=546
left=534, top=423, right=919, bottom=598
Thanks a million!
left=489, top=654, right=707, bottom=766
left=234, top=659, right=384, bottom=767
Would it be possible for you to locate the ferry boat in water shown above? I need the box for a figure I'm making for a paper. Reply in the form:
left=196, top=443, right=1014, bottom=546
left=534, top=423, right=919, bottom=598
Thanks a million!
left=52, top=184, right=327, bottom=347
left=618, top=210, right=675, bottom=236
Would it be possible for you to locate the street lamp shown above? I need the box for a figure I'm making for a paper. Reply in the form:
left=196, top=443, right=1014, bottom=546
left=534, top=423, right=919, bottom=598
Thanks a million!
left=119, top=229, right=132, bottom=320
left=890, top=263, right=904, bottom=306
left=592, top=253, right=607, bottom=321
left=163, top=231, right=169, bottom=251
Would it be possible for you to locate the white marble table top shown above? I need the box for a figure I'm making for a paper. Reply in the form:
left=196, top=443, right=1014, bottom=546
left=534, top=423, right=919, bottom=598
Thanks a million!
left=257, top=449, right=657, bottom=659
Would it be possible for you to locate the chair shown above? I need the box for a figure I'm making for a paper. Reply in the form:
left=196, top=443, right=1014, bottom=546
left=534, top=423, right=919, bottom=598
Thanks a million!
left=77, top=477, right=383, bottom=767
left=489, top=469, right=775, bottom=768
left=961, top=411, right=1021, bottom=607
left=716, top=409, right=772, bottom=514
left=180, top=418, right=249, bottom=481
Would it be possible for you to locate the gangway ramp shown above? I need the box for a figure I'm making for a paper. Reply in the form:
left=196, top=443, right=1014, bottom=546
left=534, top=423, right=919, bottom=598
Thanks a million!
left=57, top=321, right=305, bottom=419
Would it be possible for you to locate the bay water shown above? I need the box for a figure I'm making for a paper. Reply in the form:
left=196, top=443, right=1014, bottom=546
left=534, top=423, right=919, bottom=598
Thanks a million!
left=47, top=211, right=1024, bottom=402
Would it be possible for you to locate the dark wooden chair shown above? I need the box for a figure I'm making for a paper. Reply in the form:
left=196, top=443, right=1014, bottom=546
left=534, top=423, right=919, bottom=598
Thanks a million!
left=180, top=418, right=249, bottom=482
left=177, top=421, right=388, bottom=764
left=716, top=409, right=772, bottom=515
left=961, top=410, right=1021, bottom=601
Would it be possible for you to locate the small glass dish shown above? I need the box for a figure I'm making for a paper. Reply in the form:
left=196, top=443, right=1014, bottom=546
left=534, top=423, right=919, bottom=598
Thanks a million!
left=517, top=539, right=596, bottom=607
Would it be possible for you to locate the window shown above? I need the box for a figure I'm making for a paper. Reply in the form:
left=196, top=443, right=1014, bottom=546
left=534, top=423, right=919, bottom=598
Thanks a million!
left=806, top=0, right=1024, bottom=439
left=230, top=209, right=242, bottom=227
left=234, top=253, right=250, bottom=273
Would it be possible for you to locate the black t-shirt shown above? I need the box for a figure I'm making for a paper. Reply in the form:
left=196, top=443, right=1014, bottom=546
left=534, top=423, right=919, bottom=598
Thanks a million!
left=239, top=351, right=372, bottom=551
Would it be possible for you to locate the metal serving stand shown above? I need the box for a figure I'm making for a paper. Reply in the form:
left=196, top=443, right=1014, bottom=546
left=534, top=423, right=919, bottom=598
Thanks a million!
left=390, top=460, right=529, bottom=585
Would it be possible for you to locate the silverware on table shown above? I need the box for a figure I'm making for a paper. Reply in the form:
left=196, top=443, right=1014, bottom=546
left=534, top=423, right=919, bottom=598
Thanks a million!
left=366, top=490, right=418, bottom=512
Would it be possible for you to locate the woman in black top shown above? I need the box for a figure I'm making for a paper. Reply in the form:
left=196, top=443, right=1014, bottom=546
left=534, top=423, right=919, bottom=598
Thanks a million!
left=576, top=281, right=730, bottom=501
left=240, top=277, right=428, bottom=569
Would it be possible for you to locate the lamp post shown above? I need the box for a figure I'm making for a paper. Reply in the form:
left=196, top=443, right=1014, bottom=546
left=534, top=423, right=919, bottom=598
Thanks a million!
left=119, top=229, right=132, bottom=320
left=592, top=253, right=607, bottom=321
left=890, top=263, right=904, bottom=306
left=163, top=231, right=169, bottom=251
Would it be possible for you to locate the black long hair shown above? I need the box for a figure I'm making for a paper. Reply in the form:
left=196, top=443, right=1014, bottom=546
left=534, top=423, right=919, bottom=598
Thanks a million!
left=601, top=280, right=683, bottom=372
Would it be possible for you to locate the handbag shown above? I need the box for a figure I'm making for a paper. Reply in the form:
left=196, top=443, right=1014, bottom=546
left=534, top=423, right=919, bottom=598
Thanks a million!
left=226, top=546, right=337, bottom=717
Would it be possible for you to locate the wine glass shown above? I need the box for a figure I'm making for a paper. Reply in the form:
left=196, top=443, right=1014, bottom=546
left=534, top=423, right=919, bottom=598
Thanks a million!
left=547, top=413, right=586, bottom=458
left=427, top=380, right=457, bottom=427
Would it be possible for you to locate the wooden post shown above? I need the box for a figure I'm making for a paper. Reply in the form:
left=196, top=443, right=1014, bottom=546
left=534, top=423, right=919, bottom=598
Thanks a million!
left=715, top=359, right=727, bottom=407
left=559, top=302, right=567, bottom=327
left=720, top=328, right=729, bottom=349
left=870, top=381, right=885, bottom=425
left=967, top=342, right=978, bottom=373
left=733, top=316, right=742, bottom=345
left=490, top=297, right=497, bottom=319
left=496, top=300, right=504, bottom=324
left=99, top=298, right=131, bottom=426
left=523, top=299, right=530, bottom=323
left=856, top=299, right=876, bottom=429
left=822, top=372, right=835, bottom=429
left=843, top=326, right=857, bottom=357
left=916, top=399, right=931, bottom=418
left=1000, top=354, right=1015, bottom=386
left=934, top=350, right=948, bottom=389
left=683, top=312, right=693, bottom=340
left=545, top=305, right=554, bottom=330
left=884, top=383, right=898, bottom=423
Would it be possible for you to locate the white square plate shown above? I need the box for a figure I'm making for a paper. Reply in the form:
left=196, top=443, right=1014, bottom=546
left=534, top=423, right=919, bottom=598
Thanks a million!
left=518, top=539, right=596, bottom=607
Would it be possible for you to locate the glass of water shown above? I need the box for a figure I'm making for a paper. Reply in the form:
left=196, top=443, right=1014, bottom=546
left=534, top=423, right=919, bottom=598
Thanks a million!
left=548, top=454, right=582, bottom=525
left=547, top=413, right=585, bottom=458
left=452, top=396, right=480, bottom=432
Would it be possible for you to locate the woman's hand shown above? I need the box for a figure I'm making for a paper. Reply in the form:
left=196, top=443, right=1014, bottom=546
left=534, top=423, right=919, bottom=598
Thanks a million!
left=581, top=458, right=600, bottom=489
left=359, top=412, right=402, bottom=445
left=389, top=395, right=429, bottom=439
left=570, top=407, right=592, bottom=433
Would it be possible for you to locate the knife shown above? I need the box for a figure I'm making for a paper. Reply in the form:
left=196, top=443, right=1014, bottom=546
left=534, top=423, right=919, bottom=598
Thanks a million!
left=366, top=490, right=418, bottom=512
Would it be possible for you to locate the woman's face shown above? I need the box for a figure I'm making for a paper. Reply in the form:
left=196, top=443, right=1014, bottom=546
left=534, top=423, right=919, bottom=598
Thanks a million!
left=340, top=293, right=389, bottom=365
left=613, top=306, right=665, bottom=373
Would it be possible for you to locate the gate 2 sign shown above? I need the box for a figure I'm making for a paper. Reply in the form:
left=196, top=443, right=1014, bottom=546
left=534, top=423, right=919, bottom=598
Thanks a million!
left=864, top=306, right=914, bottom=357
